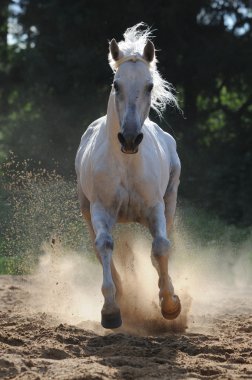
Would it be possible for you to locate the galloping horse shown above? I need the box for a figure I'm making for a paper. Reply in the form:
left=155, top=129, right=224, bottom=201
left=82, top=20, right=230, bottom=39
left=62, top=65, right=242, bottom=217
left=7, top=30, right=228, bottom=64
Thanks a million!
left=75, top=23, right=181, bottom=329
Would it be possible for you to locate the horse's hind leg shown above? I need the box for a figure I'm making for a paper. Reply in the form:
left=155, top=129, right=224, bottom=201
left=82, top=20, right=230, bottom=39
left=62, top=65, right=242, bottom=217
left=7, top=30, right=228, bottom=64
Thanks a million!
left=164, top=162, right=180, bottom=235
left=148, top=202, right=181, bottom=320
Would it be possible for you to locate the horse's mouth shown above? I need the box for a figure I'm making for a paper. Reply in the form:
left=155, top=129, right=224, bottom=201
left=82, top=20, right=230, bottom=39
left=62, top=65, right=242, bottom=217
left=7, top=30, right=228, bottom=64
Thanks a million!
left=121, top=146, right=138, bottom=154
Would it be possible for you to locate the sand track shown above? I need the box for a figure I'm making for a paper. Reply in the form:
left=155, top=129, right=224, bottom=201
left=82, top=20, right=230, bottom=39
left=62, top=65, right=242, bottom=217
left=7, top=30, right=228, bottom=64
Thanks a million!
left=0, top=275, right=252, bottom=380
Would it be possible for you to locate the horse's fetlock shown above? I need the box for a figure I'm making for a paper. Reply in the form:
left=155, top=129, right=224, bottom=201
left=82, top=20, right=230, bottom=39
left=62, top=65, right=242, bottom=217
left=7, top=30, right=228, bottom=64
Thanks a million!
left=102, top=281, right=116, bottom=300
left=152, top=236, right=171, bottom=257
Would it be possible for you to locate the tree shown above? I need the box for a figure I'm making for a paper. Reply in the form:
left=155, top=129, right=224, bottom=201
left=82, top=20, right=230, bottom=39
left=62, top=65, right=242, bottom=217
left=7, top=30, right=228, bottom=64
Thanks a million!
left=1, top=0, right=252, bottom=224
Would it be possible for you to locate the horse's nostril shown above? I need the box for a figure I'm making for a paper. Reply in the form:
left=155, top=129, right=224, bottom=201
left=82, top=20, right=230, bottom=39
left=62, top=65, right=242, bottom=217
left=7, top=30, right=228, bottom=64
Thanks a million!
left=135, top=133, right=143, bottom=146
left=118, top=131, right=143, bottom=153
left=118, top=132, right=126, bottom=145
left=118, top=132, right=143, bottom=145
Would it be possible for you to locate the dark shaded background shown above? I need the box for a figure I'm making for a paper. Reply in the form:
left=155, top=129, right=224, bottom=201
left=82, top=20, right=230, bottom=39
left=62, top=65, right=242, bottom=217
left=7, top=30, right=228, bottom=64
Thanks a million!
left=0, top=0, right=252, bottom=225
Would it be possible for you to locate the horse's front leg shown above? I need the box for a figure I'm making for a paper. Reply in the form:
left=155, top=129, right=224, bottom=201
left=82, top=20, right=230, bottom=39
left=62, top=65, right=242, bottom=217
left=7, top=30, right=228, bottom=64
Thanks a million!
left=148, top=202, right=181, bottom=320
left=90, top=202, right=122, bottom=329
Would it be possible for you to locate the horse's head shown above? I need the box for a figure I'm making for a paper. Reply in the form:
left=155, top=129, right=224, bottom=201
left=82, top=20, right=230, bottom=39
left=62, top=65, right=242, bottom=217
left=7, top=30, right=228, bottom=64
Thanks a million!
left=109, top=39, right=155, bottom=154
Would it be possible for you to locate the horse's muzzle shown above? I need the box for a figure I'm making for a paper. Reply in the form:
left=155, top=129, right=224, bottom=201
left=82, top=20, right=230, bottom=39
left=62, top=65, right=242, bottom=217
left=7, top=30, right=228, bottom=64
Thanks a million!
left=117, top=132, right=143, bottom=154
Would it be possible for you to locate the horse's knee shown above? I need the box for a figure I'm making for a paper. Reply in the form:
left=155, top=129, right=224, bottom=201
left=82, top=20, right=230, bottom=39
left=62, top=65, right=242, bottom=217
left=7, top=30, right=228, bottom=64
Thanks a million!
left=95, top=232, right=114, bottom=252
left=152, top=236, right=171, bottom=257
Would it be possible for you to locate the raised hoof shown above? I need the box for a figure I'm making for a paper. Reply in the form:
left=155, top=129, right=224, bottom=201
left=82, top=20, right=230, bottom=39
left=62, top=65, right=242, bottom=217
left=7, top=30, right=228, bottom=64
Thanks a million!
left=161, top=295, right=181, bottom=320
left=101, top=310, right=122, bottom=329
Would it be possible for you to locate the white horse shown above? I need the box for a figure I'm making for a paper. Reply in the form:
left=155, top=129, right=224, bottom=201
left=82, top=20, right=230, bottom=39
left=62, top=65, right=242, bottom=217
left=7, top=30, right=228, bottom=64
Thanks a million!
left=75, top=23, right=181, bottom=329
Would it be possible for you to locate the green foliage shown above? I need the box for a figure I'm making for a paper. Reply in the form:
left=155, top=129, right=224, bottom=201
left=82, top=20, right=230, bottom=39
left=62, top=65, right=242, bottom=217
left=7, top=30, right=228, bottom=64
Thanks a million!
left=0, top=254, right=37, bottom=275
left=177, top=201, right=251, bottom=249
left=0, top=182, right=251, bottom=275
left=1, top=158, right=91, bottom=257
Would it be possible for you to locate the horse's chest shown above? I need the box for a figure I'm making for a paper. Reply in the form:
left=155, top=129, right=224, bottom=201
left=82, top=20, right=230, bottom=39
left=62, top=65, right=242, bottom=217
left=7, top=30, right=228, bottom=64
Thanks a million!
left=116, top=187, right=138, bottom=220
left=92, top=157, right=166, bottom=222
left=115, top=177, right=157, bottom=222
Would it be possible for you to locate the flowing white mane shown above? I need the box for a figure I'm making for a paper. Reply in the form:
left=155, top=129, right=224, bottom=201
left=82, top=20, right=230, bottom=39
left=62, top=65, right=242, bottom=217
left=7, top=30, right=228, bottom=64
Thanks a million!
left=109, top=23, right=178, bottom=116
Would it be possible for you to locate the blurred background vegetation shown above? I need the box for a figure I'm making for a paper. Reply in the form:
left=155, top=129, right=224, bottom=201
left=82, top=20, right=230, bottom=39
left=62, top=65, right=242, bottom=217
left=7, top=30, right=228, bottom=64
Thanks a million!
left=0, top=0, right=252, bottom=272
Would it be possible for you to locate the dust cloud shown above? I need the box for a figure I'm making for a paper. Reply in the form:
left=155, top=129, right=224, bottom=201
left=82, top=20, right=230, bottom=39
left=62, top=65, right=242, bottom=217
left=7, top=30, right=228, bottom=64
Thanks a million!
left=171, top=227, right=252, bottom=318
left=27, top=239, right=103, bottom=327
left=2, top=158, right=252, bottom=336
left=25, top=224, right=252, bottom=336
left=23, top=230, right=191, bottom=335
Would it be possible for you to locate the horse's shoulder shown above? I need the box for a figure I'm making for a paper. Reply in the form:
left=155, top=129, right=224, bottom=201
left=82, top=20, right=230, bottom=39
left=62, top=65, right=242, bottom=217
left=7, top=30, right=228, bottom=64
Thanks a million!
left=148, top=120, right=180, bottom=169
left=80, top=116, right=106, bottom=143
left=164, top=132, right=180, bottom=171
left=147, top=120, right=177, bottom=149
left=163, top=132, right=178, bottom=154
left=75, top=116, right=106, bottom=174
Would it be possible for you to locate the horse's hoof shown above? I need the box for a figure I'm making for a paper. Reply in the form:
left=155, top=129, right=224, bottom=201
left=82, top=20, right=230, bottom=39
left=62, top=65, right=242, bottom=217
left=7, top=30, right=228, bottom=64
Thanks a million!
left=101, top=310, right=122, bottom=329
left=161, top=294, right=181, bottom=320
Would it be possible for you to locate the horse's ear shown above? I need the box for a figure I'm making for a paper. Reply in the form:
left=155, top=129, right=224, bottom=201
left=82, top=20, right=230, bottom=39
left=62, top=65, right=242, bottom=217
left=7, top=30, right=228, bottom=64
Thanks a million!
left=110, top=38, right=123, bottom=61
left=143, top=40, right=155, bottom=62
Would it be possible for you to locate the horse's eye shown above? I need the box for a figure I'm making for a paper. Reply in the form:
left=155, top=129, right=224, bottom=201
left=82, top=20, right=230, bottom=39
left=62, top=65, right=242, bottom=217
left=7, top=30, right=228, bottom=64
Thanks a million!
left=147, top=83, right=153, bottom=93
left=114, top=81, right=119, bottom=93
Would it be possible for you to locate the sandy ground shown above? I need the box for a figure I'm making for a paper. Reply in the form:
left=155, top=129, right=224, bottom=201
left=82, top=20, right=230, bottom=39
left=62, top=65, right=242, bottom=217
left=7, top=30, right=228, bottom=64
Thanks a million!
left=0, top=273, right=252, bottom=380
left=2, top=169, right=252, bottom=379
